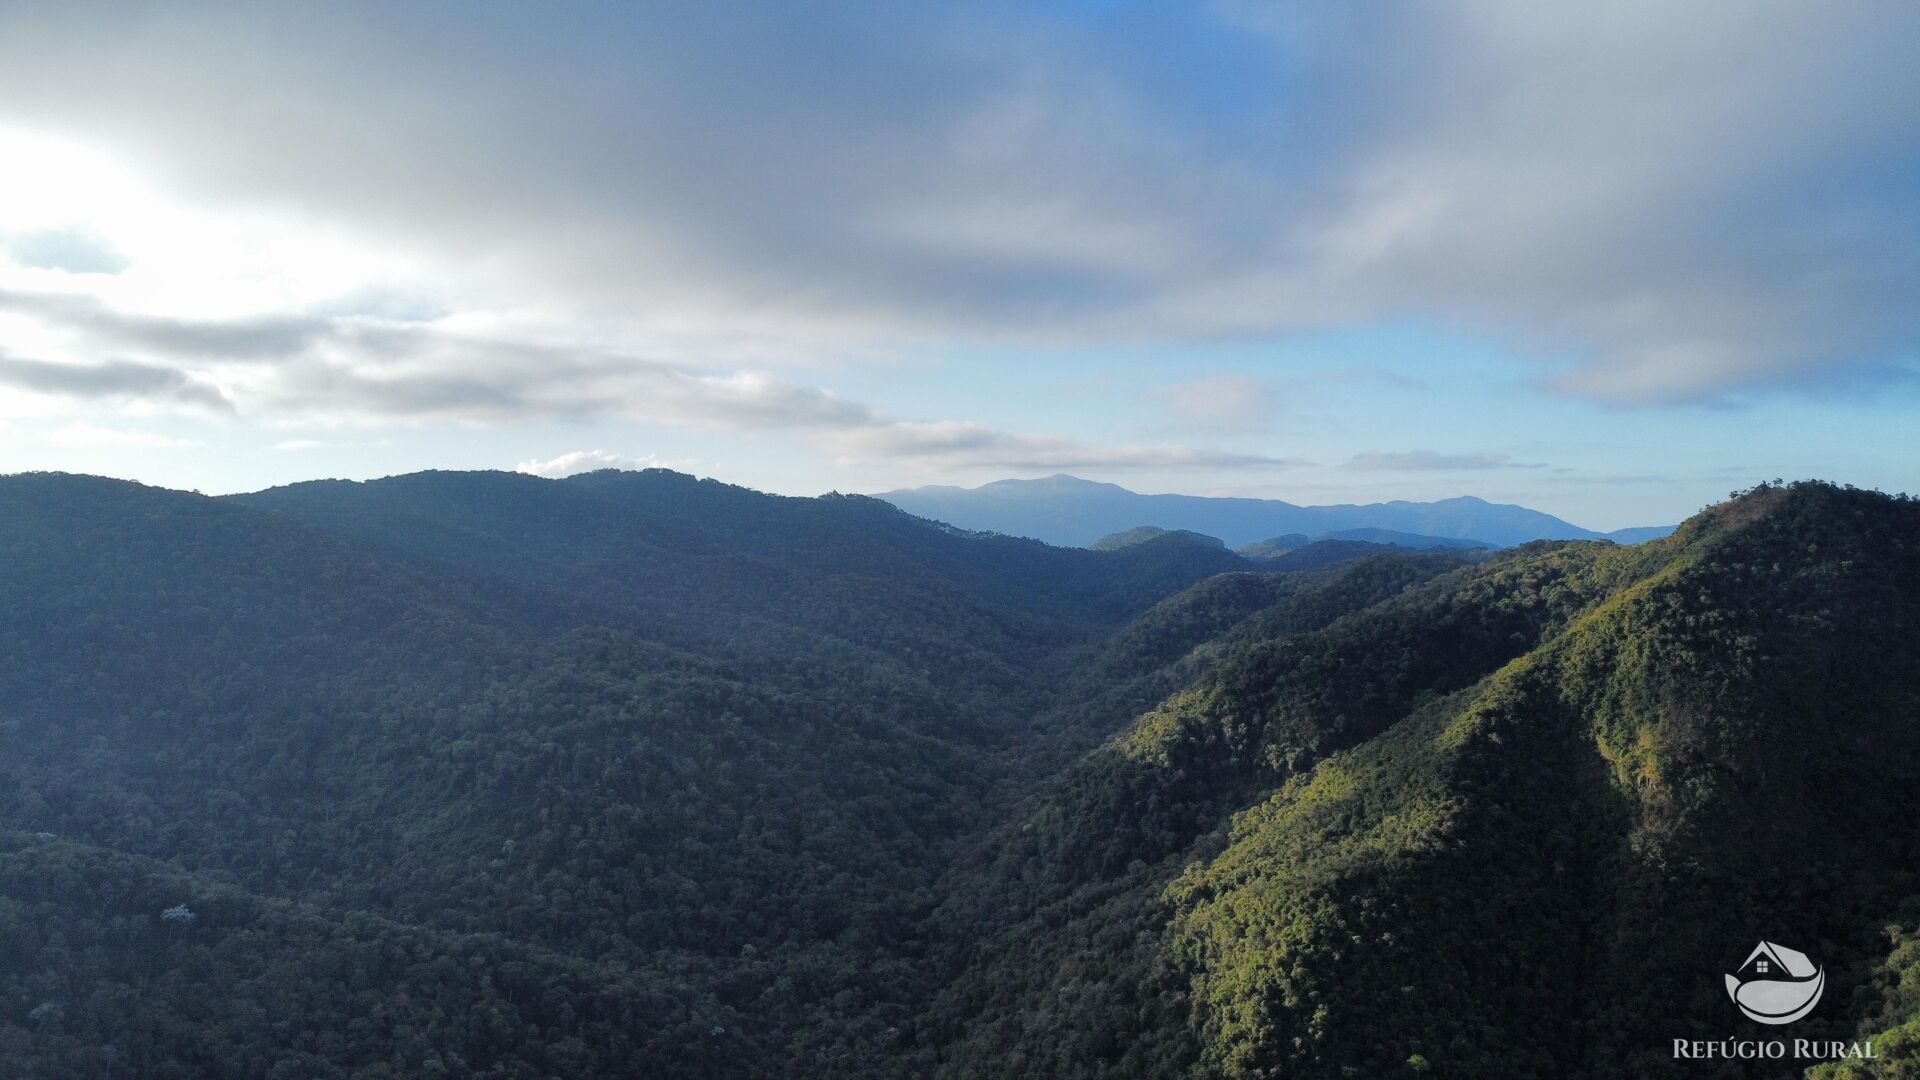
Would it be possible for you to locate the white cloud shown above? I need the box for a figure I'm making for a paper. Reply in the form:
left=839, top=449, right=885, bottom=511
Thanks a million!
left=515, top=449, right=640, bottom=478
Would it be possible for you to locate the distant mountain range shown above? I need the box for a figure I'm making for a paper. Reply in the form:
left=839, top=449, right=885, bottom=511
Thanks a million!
left=1234, top=527, right=1495, bottom=556
left=876, top=474, right=1672, bottom=548
left=1091, top=525, right=1488, bottom=561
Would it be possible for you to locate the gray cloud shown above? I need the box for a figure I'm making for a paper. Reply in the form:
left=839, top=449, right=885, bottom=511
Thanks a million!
left=245, top=331, right=880, bottom=429
left=1, top=286, right=1283, bottom=471
left=1, top=290, right=878, bottom=426
left=0, top=352, right=232, bottom=412
left=0, top=289, right=326, bottom=362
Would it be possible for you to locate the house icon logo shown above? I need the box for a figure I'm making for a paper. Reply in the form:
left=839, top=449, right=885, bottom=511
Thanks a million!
left=1725, top=941, right=1824, bottom=1025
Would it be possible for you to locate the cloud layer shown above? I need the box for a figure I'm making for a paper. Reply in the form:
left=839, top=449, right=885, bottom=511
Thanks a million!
left=2, top=283, right=1293, bottom=473
left=0, top=0, right=1914, bottom=442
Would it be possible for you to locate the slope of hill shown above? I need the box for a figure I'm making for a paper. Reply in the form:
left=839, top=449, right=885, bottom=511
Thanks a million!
left=876, top=474, right=1672, bottom=548
left=1, top=472, right=1911, bottom=1079
left=916, top=482, right=1920, bottom=1078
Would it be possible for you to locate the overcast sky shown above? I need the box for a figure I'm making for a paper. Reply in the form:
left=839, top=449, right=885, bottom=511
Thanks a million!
left=1, top=1, right=1915, bottom=529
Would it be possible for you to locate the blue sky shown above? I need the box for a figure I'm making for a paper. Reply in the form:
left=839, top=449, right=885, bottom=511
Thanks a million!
left=0, top=1, right=1915, bottom=530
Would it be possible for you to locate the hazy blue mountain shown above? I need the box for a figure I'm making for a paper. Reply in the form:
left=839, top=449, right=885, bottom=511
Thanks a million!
left=1244, top=538, right=1411, bottom=571
left=876, top=474, right=1671, bottom=548
left=1089, top=525, right=1229, bottom=552
left=1310, top=527, right=1491, bottom=550
left=1239, top=529, right=1487, bottom=562
left=1233, top=533, right=1311, bottom=559
left=1601, top=524, right=1677, bottom=543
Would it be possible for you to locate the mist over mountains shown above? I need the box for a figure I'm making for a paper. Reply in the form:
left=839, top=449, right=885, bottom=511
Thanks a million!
left=876, top=474, right=1673, bottom=549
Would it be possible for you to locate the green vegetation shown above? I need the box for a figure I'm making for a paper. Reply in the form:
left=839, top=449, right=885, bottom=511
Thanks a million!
left=2, top=473, right=1916, bottom=1077
left=1811, top=909, right=1920, bottom=1079
left=922, top=483, right=1920, bottom=1078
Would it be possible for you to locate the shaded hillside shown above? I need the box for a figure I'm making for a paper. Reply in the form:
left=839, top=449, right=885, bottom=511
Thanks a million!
left=1017, top=551, right=1476, bottom=774
left=0, top=469, right=1248, bottom=1078
left=230, top=469, right=1248, bottom=685
left=0, top=831, right=749, bottom=1078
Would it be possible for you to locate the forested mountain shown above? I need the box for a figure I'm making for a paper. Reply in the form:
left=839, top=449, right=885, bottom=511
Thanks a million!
left=2, top=472, right=1915, bottom=1078
left=1089, top=527, right=1229, bottom=552
left=0, top=469, right=1244, bottom=1078
left=1236, top=530, right=1487, bottom=564
left=918, top=482, right=1920, bottom=1078
left=876, top=474, right=1673, bottom=548
left=1307, top=526, right=1492, bottom=550
left=1231, top=532, right=1311, bottom=559
left=1239, top=537, right=1465, bottom=573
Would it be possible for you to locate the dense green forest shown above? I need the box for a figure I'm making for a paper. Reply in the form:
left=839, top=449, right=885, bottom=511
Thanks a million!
left=2, top=471, right=1916, bottom=1077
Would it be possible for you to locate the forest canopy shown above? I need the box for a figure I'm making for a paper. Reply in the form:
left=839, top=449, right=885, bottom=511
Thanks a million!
left=2, top=472, right=1916, bottom=1078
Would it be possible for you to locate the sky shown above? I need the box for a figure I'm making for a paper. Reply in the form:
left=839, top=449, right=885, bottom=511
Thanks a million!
left=0, top=1, right=1915, bottom=531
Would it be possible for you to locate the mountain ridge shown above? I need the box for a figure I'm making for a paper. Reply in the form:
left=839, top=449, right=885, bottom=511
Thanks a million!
left=919, top=481, right=1920, bottom=1077
left=876, top=473, right=1671, bottom=548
